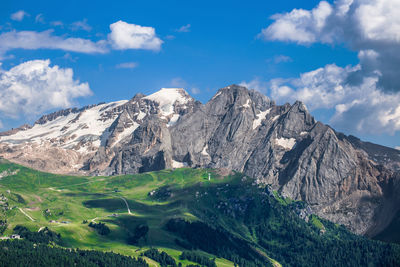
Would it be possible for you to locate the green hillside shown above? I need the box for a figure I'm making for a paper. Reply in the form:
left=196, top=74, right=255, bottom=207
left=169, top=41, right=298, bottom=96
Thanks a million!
left=0, top=159, right=399, bottom=267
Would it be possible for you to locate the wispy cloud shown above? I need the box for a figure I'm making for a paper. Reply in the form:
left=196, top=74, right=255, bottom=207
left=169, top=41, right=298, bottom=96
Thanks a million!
left=35, top=14, right=45, bottom=24
left=0, top=20, right=163, bottom=58
left=10, top=10, right=29, bottom=21
left=115, top=62, right=138, bottom=69
left=176, top=24, right=191, bottom=33
left=50, top=21, right=64, bottom=27
left=240, top=78, right=268, bottom=93
left=273, top=55, right=292, bottom=64
left=191, top=87, right=200, bottom=95
left=70, top=19, right=92, bottom=32
left=0, top=30, right=108, bottom=58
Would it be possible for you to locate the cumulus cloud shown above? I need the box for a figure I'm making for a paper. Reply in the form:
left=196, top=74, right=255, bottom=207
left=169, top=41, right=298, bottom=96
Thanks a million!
left=0, top=30, right=108, bottom=58
left=256, top=0, right=400, bottom=135
left=115, top=62, right=138, bottom=69
left=108, top=20, right=163, bottom=51
left=11, top=10, right=29, bottom=21
left=176, top=24, right=191, bottom=33
left=260, top=0, right=400, bottom=93
left=266, top=63, right=400, bottom=134
left=0, top=59, right=92, bottom=118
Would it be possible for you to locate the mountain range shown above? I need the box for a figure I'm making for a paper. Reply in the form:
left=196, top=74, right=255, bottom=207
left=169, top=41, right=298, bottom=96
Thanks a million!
left=1, top=84, right=399, bottom=239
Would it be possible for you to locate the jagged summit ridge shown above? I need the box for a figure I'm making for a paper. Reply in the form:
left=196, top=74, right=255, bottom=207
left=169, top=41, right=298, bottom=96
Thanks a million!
left=0, top=84, right=399, bottom=238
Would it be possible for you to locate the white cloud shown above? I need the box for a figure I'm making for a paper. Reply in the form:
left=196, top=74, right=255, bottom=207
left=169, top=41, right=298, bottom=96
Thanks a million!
left=108, top=20, right=163, bottom=51
left=257, top=0, right=400, bottom=135
left=176, top=24, right=191, bottom=33
left=11, top=10, right=29, bottom=21
left=70, top=19, right=92, bottom=32
left=260, top=0, right=400, bottom=93
left=395, top=146, right=400, bottom=150
left=267, top=63, right=400, bottom=134
left=0, top=21, right=162, bottom=58
left=0, top=119, right=3, bottom=129
left=35, top=14, right=45, bottom=24
left=0, top=59, right=92, bottom=119
left=115, top=62, right=138, bottom=69
left=0, top=30, right=108, bottom=58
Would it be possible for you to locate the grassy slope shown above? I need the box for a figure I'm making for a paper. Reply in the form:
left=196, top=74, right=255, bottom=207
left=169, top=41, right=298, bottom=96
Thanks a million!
left=0, top=160, right=235, bottom=266
left=1, top=159, right=399, bottom=266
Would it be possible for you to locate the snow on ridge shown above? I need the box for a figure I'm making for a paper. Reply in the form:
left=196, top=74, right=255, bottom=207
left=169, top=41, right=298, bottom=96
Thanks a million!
left=143, top=88, right=191, bottom=117
left=0, top=100, right=128, bottom=151
left=252, top=108, right=271, bottom=129
left=275, top=137, right=296, bottom=150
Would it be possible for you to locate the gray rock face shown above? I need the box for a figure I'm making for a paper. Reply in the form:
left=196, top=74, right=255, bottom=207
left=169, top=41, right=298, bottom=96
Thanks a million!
left=1, top=85, right=400, bottom=237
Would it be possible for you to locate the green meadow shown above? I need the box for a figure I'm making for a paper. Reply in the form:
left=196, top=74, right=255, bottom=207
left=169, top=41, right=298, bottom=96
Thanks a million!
left=0, top=159, right=235, bottom=266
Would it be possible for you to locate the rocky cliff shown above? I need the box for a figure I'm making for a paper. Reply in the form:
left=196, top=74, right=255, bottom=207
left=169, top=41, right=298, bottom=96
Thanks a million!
left=1, top=85, right=399, bottom=237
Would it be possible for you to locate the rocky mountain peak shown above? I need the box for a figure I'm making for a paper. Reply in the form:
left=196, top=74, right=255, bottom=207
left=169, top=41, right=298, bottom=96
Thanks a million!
left=1, top=84, right=399, bottom=238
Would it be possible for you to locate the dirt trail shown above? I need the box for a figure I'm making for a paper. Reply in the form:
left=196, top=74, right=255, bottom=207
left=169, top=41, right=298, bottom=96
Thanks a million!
left=18, top=208, right=35, bottom=221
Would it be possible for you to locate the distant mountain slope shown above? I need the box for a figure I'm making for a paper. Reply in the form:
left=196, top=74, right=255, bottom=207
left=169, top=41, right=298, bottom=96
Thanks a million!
left=1, top=85, right=400, bottom=238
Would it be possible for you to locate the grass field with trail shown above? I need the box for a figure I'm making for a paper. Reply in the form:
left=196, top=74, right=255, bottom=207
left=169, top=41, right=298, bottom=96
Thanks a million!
left=1, top=159, right=400, bottom=267
left=0, top=159, right=235, bottom=266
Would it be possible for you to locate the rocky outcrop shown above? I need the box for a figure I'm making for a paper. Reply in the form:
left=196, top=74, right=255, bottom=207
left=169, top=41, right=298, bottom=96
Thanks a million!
left=1, top=85, right=399, bottom=237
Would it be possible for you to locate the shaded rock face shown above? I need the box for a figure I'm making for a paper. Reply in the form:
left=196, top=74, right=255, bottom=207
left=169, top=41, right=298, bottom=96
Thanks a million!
left=1, top=85, right=400, bottom=236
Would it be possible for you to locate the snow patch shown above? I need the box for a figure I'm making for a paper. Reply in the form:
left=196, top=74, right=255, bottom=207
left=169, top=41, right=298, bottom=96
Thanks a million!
left=167, top=114, right=180, bottom=127
left=136, top=111, right=146, bottom=120
left=300, top=131, right=308, bottom=136
left=272, top=115, right=280, bottom=122
left=201, top=144, right=209, bottom=156
left=275, top=137, right=296, bottom=150
left=242, top=99, right=251, bottom=108
left=113, top=122, right=139, bottom=146
left=143, top=88, right=189, bottom=117
left=211, top=91, right=222, bottom=100
left=252, top=108, right=271, bottom=129
left=171, top=160, right=187, bottom=168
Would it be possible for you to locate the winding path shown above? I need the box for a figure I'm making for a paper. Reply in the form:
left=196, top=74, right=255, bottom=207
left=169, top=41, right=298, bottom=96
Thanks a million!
left=118, top=196, right=132, bottom=214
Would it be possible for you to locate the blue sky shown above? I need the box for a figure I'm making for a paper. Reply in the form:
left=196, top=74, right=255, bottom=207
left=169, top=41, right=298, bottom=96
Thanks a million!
left=1, top=0, right=400, bottom=149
